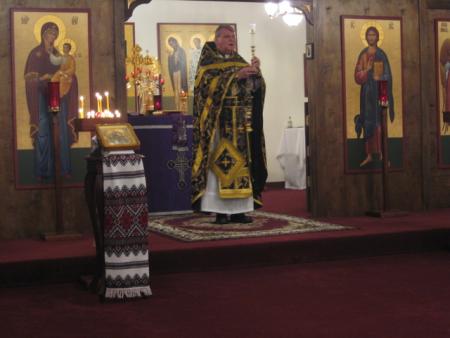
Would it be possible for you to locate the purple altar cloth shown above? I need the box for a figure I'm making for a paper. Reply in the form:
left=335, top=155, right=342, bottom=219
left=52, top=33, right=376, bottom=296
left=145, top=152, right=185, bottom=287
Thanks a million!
left=129, top=114, right=193, bottom=214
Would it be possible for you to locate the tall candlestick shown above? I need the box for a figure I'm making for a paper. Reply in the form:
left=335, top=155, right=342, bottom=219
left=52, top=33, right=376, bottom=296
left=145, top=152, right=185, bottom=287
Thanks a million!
left=104, top=91, right=110, bottom=112
left=249, top=24, right=256, bottom=57
left=79, top=96, right=84, bottom=118
left=95, top=93, right=101, bottom=113
left=180, top=90, right=187, bottom=113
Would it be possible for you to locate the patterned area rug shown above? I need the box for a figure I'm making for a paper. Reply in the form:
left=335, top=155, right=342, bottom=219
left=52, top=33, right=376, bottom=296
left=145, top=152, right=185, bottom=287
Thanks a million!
left=148, top=211, right=351, bottom=242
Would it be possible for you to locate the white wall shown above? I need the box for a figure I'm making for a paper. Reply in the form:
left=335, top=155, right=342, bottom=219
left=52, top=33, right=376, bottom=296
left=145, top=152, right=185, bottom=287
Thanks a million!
left=129, top=0, right=306, bottom=182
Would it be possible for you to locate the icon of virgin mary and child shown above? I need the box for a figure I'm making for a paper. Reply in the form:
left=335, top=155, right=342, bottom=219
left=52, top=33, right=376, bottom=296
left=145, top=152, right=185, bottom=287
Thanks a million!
left=24, top=21, right=78, bottom=180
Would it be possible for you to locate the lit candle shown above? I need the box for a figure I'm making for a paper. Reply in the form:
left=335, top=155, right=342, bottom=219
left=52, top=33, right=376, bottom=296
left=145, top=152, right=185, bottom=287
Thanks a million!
left=378, top=80, right=389, bottom=108
left=154, top=94, right=162, bottom=110
left=249, top=24, right=256, bottom=57
left=95, top=93, right=101, bottom=113
left=79, top=95, right=84, bottom=110
left=115, top=110, right=121, bottom=118
left=79, top=96, right=84, bottom=118
left=48, top=82, right=60, bottom=112
left=99, top=94, right=103, bottom=113
left=104, top=91, right=110, bottom=112
left=180, top=90, right=187, bottom=113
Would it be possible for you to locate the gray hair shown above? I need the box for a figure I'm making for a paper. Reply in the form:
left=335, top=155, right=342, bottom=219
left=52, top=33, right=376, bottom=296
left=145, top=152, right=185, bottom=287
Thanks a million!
left=215, top=24, right=235, bottom=39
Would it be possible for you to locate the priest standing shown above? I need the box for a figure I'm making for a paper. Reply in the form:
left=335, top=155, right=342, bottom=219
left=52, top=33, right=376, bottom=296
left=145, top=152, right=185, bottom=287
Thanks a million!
left=191, top=24, right=267, bottom=224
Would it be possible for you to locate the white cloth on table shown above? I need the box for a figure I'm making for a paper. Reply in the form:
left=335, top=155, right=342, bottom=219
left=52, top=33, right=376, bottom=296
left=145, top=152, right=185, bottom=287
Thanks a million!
left=276, top=127, right=306, bottom=190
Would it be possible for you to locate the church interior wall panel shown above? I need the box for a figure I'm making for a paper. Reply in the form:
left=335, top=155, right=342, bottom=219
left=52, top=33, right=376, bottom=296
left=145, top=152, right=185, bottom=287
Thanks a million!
left=417, top=0, right=433, bottom=210
left=0, top=0, right=122, bottom=239
left=311, top=0, right=423, bottom=216
left=421, top=5, right=450, bottom=209
left=309, top=2, right=347, bottom=216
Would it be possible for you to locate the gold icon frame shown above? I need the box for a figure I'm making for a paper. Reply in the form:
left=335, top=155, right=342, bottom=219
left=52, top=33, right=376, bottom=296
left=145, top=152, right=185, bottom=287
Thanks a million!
left=95, top=123, right=140, bottom=150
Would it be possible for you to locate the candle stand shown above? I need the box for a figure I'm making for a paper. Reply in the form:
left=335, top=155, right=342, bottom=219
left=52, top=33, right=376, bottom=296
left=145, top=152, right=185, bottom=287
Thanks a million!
left=41, top=82, right=81, bottom=240
left=365, top=81, right=407, bottom=218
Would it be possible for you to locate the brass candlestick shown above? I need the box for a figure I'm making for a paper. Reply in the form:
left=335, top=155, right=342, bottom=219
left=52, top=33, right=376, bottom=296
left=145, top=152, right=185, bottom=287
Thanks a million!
left=249, top=24, right=256, bottom=57
left=180, top=90, right=188, bottom=114
left=245, top=110, right=253, bottom=132
left=126, top=45, right=161, bottom=113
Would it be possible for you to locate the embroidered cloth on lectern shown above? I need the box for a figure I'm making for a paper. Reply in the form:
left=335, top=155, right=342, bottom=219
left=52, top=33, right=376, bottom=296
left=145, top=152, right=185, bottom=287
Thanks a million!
left=102, top=151, right=151, bottom=299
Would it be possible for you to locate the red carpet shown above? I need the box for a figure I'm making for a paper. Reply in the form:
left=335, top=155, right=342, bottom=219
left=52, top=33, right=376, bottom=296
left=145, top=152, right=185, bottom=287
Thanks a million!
left=1, top=189, right=450, bottom=286
left=1, top=188, right=450, bottom=336
left=1, top=252, right=449, bottom=338
left=261, top=185, right=309, bottom=217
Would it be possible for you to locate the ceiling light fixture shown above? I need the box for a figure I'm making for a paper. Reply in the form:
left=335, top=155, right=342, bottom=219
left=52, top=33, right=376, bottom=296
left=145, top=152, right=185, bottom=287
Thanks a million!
left=265, top=1, right=304, bottom=27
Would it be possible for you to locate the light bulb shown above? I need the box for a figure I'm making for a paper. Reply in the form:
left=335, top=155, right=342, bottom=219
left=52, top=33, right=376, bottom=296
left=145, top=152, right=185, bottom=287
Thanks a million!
left=282, top=9, right=304, bottom=26
left=264, top=2, right=279, bottom=18
left=279, top=1, right=292, bottom=15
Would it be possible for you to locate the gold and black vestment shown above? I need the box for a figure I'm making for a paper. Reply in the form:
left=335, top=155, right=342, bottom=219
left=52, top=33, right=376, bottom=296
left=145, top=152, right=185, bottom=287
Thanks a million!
left=191, top=42, right=267, bottom=209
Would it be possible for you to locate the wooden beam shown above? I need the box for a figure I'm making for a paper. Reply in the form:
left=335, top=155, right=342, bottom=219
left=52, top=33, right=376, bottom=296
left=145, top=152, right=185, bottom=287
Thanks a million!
left=115, top=0, right=127, bottom=114
left=427, top=0, right=450, bottom=9
left=125, top=0, right=152, bottom=20
left=124, top=0, right=314, bottom=25
left=292, top=1, right=314, bottom=25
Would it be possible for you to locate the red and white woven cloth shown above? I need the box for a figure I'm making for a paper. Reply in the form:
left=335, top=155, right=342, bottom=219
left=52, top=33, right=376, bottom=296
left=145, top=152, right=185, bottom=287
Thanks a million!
left=102, top=151, right=152, bottom=299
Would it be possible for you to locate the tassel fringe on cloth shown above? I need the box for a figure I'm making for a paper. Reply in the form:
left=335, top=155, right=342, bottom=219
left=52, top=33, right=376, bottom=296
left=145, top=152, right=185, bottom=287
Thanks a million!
left=102, top=152, right=152, bottom=299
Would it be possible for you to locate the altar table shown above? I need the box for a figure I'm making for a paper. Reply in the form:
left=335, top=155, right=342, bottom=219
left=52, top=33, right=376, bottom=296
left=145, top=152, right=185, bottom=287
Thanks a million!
left=129, top=114, right=193, bottom=214
left=276, top=127, right=307, bottom=190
